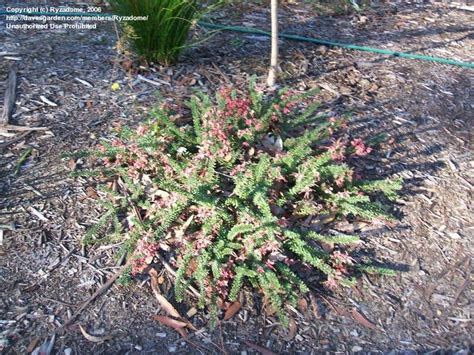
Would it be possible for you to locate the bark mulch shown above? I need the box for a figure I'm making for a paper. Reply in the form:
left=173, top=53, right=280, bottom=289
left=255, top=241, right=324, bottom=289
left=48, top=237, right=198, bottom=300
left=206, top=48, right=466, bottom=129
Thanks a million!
left=0, top=2, right=472, bottom=354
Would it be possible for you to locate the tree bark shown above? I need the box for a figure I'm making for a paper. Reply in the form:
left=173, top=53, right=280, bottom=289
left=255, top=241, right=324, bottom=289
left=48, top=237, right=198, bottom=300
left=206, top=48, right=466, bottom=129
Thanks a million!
left=267, top=0, right=278, bottom=87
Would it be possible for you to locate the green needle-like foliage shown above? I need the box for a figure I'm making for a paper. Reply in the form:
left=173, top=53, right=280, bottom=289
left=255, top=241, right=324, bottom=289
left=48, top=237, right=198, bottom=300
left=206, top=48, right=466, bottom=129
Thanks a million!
left=110, top=0, right=214, bottom=65
left=79, top=79, right=401, bottom=326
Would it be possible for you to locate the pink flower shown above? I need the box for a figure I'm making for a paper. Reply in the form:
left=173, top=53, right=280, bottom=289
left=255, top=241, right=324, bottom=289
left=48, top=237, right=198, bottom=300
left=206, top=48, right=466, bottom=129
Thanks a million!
left=328, top=138, right=345, bottom=161
left=284, top=258, right=296, bottom=266
left=136, top=125, right=148, bottom=135
left=277, top=218, right=290, bottom=228
left=324, top=277, right=339, bottom=290
left=351, top=139, right=372, bottom=157
left=335, top=176, right=345, bottom=187
left=265, top=260, right=277, bottom=271
left=237, top=129, right=248, bottom=138
left=331, top=251, right=355, bottom=265
left=111, top=139, right=125, bottom=148
left=97, top=144, right=106, bottom=153
left=254, top=122, right=264, bottom=131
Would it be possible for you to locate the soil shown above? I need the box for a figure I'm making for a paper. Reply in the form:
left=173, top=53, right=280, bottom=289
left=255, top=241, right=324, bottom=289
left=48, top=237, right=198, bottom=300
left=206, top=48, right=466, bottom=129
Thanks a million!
left=0, top=1, right=473, bottom=354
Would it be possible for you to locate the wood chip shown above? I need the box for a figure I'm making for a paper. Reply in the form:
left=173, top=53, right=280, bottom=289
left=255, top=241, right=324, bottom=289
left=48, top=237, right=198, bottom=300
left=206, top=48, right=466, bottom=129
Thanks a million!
left=74, top=77, right=94, bottom=88
left=27, top=206, right=49, bottom=222
left=39, top=96, right=58, bottom=107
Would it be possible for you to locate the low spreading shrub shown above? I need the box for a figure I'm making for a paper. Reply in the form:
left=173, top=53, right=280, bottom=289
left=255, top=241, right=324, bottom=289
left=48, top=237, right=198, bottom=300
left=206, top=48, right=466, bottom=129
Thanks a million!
left=82, top=80, right=400, bottom=325
left=110, top=0, right=211, bottom=65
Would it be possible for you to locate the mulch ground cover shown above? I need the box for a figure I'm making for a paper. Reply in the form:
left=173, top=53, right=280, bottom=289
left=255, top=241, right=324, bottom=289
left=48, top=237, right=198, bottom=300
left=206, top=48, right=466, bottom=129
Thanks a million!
left=0, top=1, right=472, bottom=353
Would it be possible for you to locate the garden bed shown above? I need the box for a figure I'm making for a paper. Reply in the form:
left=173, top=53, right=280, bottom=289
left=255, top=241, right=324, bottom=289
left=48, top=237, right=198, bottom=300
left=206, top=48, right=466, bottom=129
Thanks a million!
left=0, top=2, right=472, bottom=353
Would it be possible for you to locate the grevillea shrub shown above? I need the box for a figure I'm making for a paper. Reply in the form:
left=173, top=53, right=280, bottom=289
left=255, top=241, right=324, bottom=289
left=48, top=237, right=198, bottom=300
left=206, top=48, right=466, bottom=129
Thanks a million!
left=83, top=80, right=401, bottom=325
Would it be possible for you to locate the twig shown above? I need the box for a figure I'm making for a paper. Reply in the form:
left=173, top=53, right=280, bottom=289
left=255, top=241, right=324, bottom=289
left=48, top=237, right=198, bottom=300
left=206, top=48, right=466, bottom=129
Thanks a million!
left=155, top=254, right=201, bottom=298
left=218, top=321, right=229, bottom=355
left=43, top=298, right=77, bottom=308
left=137, top=74, right=171, bottom=87
left=1, top=62, right=18, bottom=125
left=172, top=328, right=219, bottom=354
left=452, top=258, right=471, bottom=307
left=63, top=260, right=131, bottom=327
left=1, top=124, right=49, bottom=132
left=12, top=106, right=44, bottom=119
left=0, top=131, right=30, bottom=151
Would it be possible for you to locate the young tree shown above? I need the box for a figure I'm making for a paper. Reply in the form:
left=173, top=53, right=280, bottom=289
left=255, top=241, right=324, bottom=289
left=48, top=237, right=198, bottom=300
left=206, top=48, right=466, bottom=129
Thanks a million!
left=267, top=0, right=278, bottom=87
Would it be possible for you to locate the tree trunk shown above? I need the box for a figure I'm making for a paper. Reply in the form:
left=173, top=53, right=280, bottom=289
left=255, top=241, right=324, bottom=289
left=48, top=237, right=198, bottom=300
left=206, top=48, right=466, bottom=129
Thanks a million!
left=267, top=0, right=278, bottom=87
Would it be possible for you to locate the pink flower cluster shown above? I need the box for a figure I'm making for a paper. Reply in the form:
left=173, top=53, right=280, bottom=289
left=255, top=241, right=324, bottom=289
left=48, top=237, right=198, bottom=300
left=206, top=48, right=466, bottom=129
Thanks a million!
left=323, top=251, right=355, bottom=290
left=328, top=138, right=346, bottom=161
left=193, top=231, right=215, bottom=251
left=220, top=88, right=252, bottom=118
left=198, top=111, right=233, bottom=160
left=328, top=138, right=372, bottom=161
left=351, top=138, right=372, bottom=157
left=215, top=262, right=235, bottom=298
left=131, top=238, right=161, bottom=275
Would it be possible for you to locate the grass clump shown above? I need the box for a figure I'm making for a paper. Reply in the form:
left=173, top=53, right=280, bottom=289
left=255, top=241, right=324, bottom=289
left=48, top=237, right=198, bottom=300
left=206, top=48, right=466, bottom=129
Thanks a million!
left=110, top=0, right=210, bottom=65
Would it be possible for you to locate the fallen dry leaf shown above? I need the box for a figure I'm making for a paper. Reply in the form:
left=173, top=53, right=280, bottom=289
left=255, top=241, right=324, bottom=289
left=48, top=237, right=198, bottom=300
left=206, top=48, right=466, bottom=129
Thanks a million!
left=85, top=186, right=98, bottom=199
left=26, top=337, right=40, bottom=353
left=154, top=294, right=181, bottom=319
left=297, top=298, right=308, bottom=312
left=149, top=269, right=181, bottom=318
left=175, top=327, right=188, bottom=339
left=283, top=316, right=297, bottom=341
left=67, top=159, right=77, bottom=171
left=351, top=308, right=378, bottom=330
left=223, top=301, right=241, bottom=321
left=78, top=325, right=112, bottom=343
left=243, top=340, right=276, bottom=355
left=153, top=315, right=188, bottom=338
left=320, top=241, right=334, bottom=253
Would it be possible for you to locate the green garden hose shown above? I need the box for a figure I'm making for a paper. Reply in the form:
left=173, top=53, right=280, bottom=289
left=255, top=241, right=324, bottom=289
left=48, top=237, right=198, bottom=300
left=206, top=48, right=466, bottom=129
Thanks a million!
left=1, top=11, right=472, bottom=68
left=199, top=22, right=474, bottom=68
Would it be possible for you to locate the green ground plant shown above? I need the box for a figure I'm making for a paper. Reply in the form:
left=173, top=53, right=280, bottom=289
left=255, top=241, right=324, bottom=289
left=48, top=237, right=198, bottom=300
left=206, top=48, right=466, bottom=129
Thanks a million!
left=80, top=80, right=401, bottom=325
left=110, top=0, right=216, bottom=65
